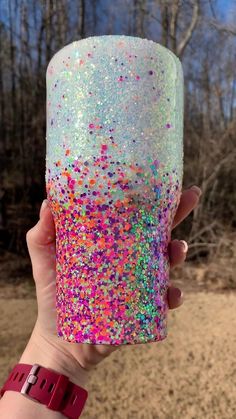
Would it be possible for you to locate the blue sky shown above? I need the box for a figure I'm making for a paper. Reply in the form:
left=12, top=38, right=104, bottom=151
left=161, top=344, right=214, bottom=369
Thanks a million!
left=216, top=0, right=235, bottom=20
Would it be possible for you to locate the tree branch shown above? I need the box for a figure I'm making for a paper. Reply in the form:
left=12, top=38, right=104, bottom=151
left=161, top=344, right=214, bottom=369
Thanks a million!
left=177, top=0, right=199, bottom=57
left=170, top=0, right=180, bottom=53
left=208, top=19, right=236, bottom=36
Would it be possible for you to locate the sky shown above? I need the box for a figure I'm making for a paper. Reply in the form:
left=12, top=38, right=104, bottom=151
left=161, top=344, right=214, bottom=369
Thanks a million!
left=216, top=0, right=236, bottom=21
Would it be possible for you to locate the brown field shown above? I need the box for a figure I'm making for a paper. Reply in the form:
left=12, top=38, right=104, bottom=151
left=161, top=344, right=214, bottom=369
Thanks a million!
left=0, top=260, right=236, bottom=419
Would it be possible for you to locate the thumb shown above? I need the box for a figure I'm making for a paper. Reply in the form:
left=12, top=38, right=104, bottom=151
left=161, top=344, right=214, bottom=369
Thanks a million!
left=26, top=200, right=56, bottom=283
left=27, top=200, right=55, bottom=246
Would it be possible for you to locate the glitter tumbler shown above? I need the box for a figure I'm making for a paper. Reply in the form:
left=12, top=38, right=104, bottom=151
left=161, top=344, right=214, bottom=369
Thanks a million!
left=46, top=35, right=183, bottom=345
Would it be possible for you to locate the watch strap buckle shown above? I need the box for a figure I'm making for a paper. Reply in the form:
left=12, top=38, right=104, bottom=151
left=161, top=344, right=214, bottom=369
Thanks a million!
left=20, top=363, right=69, bottom=411
left=20, top=364, right=40, bottom=395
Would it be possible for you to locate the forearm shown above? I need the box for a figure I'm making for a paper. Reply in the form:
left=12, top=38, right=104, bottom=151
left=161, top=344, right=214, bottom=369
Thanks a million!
left=0, top=391, right=65, bottom=419
left=0, top=325, right=89, bottom=419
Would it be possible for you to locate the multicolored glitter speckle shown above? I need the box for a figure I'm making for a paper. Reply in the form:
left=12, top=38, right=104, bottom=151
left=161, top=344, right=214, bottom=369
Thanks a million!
left=45, top=35, right=183, bottom=345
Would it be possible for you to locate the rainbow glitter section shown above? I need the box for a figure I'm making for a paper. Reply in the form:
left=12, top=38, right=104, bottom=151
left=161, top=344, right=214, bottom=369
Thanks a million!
left=45, top=35, right=183, bottom=345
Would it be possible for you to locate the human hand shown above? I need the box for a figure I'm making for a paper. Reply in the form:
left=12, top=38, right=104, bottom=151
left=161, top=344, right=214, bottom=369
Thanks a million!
left=21, top=185, right=201, bottom=386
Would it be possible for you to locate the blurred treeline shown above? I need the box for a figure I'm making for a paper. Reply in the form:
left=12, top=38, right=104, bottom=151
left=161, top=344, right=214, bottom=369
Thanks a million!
left=0, top=0, right=235, bottom=260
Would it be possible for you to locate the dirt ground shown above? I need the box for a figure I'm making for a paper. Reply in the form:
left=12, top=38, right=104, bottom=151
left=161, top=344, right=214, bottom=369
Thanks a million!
left=0, top=263, right=236, bottom=419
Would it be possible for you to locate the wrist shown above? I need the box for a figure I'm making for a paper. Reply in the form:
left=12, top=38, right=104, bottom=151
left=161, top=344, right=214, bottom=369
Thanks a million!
left=19, top=322, right=89, bottom=389
left=0, top=323, right=89, bottom=419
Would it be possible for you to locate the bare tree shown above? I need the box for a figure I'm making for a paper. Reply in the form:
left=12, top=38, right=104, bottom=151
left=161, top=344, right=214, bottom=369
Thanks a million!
left=176, top=1, right=199, bottom=57
left=0, top=0, right=235, bottom=258
left=79, top=0, right=86, bottom=38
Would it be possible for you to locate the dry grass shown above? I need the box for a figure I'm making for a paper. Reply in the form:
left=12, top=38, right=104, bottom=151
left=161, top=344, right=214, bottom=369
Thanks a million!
left=0, top=284, right=236, bottom=419
left=0, top=249, right=236, bottom=418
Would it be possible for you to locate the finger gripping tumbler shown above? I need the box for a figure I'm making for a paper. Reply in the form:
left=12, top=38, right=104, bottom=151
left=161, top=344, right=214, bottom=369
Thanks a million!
left=46, top=35, right=183, bottom=345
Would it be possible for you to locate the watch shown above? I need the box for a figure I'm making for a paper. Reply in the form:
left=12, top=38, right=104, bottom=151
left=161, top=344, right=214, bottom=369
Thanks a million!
left=0, top=363, right=88, bottom=419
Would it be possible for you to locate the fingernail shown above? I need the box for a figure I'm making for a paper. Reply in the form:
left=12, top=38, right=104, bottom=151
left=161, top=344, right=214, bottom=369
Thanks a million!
left=175, top=288, right=182, bottom=298
left=175, top=288, right=184, bottom=301
left=190, top=185, right=202, bottom=197
left=39, top=199, right=48, bottom=218
left=176, top=288, right=184, bottom=301
left=179, top=240, right=188, bottom=253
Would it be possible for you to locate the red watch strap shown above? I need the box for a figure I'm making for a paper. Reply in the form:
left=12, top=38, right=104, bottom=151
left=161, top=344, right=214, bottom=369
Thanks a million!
left=0, top=363, right=88, bottom=419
